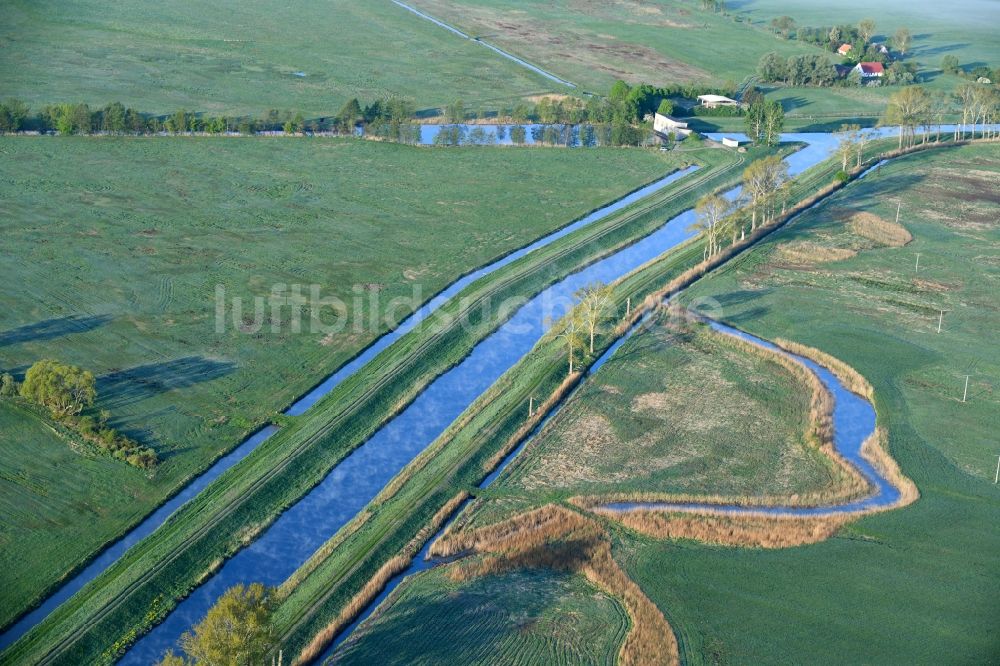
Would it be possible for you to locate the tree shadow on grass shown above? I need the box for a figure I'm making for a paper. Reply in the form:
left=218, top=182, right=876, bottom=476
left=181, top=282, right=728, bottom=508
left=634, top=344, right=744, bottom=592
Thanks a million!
left=0, top=314, right=112, bottom=347
left=98, top=356, right=236, bottom=410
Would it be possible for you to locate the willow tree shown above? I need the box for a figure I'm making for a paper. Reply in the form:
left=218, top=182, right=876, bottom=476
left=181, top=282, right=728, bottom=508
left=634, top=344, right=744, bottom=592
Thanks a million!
left=160, top=583, right=275, bottom=666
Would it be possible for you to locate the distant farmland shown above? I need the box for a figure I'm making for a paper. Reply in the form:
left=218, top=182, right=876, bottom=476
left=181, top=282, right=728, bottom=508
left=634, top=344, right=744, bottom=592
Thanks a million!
left=0, top=136, right=679, bottom=628
left=0, top=0, right=557, bottom=116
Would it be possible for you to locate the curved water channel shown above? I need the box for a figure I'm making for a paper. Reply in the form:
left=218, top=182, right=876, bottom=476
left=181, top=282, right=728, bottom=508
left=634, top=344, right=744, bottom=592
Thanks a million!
left=8, top=125, right=985, bottom=660
left=601, top=320, right=900, bottom=515
left=320, top=309, right=902, bottom=660
left=0, top=168, right=695, bottom=651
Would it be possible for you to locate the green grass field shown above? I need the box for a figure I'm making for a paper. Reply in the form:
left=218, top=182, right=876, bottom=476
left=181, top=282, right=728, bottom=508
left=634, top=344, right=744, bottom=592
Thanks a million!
left=0, top=0, right=557, bottom=116
left=0, top=136, right=680, bottom=630
left=489, top=316, right=840, bottom=501
left=645, top=141, right=1000, bottom=663
left=405, top=0, right=816, bottom=91
left=333, top=567, right=628, bottom=665
left=1, top=143, right=751, bottom=665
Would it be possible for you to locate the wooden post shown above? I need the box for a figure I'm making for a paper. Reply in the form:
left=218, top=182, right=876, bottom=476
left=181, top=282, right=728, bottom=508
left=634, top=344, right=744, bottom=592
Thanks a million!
left=626, top=296, right=631, bottom=317
left=937, top=310, right=944, bottom=333
left=962, top=375, right=970, bottom=403
left=994, top=455, right=1000, bottom=484
left=895, top=201, right=901, bottom=225
left=528, top=396, right=534, bottom=417
left=915, top=253, right=921, bottom=273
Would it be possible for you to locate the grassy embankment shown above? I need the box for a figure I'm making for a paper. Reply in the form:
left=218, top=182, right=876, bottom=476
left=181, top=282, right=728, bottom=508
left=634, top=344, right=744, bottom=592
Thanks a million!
left=627, top=141, right=1000, bottom=663
left=314, top=137, right=983, bottom=663
left=0, top=0, right=558, bottom=116
left=0, top=144, right=750, bottom=665
left=0, top=137, right=680, bottom=631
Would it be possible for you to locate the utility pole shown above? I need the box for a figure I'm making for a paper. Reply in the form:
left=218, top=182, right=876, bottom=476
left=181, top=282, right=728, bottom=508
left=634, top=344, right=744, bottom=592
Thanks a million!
left=962, top=375, right=970, bottom=402
left=915, top=253, right=921, bottom=273
left=528, top=396, right=534, bottom=417
left=626, top=296, right=631, bottom=317
left=895, top=201, right=901, bottom=225
left=937, top=309, right=944, bottom=333
left=994, top=455, right=1000, bottom=484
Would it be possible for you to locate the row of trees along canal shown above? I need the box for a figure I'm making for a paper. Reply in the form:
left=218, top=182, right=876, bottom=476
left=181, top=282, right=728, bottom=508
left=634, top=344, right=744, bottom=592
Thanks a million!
left=0, top=78, right=735, bottom=146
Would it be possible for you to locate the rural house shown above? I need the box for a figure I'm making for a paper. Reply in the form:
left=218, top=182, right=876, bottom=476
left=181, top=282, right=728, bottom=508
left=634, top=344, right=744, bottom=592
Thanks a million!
left=853, top=62, right=885, bottom=80
left=837, top=43, right=853, bottom=56
left=697, top=94, right=739, bottom=108
left=653, top=112, right=692, bottom=138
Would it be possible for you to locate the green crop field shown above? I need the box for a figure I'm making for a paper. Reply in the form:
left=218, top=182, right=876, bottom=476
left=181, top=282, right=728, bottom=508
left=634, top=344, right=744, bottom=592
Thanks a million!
left=0, top=136, right=681, bottom=630
left=0, top=0, right=557, bottom=116
left=486, top=315, right=841, bottom=501
left=642, top=141, right=1000, bottom=663
left=405, top=0, right=816, bottom=91
left=333, top=567, right=628, bottom=665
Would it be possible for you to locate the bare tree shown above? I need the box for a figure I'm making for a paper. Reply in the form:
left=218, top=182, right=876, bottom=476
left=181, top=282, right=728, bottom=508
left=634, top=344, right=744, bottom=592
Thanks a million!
left=741, top=155, right=789, bottom=229
left=955, top=83, right=978, bottom=140
left=691, top=194, right=732, bottom=259
left=576, top=282, right=615, bottom=353
left=555, top=310, right=585, bottom=375
left=858, top=18, right=876, bottom=44
left=883, top=86, right=931, bottom=148
left=893, top=27, right=912, bottom=56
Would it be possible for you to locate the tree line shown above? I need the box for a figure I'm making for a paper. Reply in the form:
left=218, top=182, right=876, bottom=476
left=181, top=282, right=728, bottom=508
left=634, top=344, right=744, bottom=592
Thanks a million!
left=1, top=360, right=157, bottom=469
left=883, top=84, right=1000, bottom=148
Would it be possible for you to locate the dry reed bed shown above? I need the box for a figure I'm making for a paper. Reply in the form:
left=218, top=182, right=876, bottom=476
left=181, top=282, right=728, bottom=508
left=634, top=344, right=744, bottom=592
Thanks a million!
left=599, top=509, right=852, bottom=548
left=847, top=212, right=913, bottom=247
left=294, top=491, right=470, bottom=665
left=775, top=240, right=858, bottom=265
left=435, top=504, right=679, bottom=666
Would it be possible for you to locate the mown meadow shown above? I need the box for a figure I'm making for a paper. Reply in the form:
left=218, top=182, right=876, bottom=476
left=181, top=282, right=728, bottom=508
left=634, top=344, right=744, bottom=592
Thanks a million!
left=0, top=0, right=556, bottom=117
left=333, top=567, right=628, bottom=665
left=0, top=136, right=681, bottom=631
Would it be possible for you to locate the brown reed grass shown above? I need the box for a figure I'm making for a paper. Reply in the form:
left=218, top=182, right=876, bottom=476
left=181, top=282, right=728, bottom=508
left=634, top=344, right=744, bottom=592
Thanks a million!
left=599, top=508, right=852, bottom=548
left=295, top=491, right=470, bottom=664
left=847, top=211, right=913, bottom=247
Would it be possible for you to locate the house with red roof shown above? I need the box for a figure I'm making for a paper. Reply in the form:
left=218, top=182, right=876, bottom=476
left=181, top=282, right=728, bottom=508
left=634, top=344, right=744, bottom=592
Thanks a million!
left=837, top=43, right=853, bottom=56
left=853, top=62, right=885, bottom=81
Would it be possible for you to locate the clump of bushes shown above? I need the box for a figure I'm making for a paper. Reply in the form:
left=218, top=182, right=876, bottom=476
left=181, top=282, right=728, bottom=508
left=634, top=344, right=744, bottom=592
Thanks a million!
left=2, top=360, right=157, bottom=469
